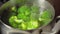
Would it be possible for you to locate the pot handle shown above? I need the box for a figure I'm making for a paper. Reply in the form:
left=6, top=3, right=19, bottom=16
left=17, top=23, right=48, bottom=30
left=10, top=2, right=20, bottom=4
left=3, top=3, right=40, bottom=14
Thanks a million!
left=40, top=16, right=60, bottom=34
left=51, top=16, right=60, bottom=34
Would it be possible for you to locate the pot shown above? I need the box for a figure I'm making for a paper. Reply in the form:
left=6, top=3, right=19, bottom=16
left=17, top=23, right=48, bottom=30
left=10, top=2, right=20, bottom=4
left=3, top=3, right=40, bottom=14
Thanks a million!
left=0, top=0, right=55, bottom=34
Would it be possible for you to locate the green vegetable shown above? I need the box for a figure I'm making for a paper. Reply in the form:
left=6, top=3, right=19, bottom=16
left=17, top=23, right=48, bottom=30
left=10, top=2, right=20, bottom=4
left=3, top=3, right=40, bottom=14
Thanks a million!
left=39, top=9, right=52, bottom=25
left=11, top=6, right=17, bottom=12
left=18, top=5, right=31, bottom=15
left=9, top=16, right=17, bottom=23
left=9, top=16, right=17, bottom=28
left=9, top=5, right=40, bottom=30
left=9, top=5, right=52, bottom=30
left=30, top=5, right=39, bottom=20
left=40, top=10, right=52, bottom=19
left=21, top=22, right=27, bottom=30
left=27, top=20, right=39, bottom=30
left=9, top=16, right=24, bottom=23
left=17, top=5, right=31, bottom=21
left=31, top=5, right=39, bottom=13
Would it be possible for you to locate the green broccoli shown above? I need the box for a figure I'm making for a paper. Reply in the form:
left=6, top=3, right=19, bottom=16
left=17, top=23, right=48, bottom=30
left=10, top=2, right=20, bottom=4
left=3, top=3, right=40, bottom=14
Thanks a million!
left=31, top=5, right=39, bottom=13
left=9, top=16, right=24, bottom=23
left=9, top=16, right=17, bottom=28
left=21, top=22, right=27, bottom=30
left=17, top=5, right=31, bottom=21
left=9, top=5, right=53, bottom=30
left=18, top=5, right=31, bottom=15
left=40, top=10, right=52, bottom=19
left=11, top=6, right=17, bottom=12
left=9, top=5, right=40, bottom=30
left=39, top=9, right=52, bottom=25
left=27, top=20, right=39, bottom=30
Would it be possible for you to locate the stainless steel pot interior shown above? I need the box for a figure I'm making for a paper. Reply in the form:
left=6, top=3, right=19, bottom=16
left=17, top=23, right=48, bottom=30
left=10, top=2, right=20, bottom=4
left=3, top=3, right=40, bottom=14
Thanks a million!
left=0, top=0, right=55, bottom=31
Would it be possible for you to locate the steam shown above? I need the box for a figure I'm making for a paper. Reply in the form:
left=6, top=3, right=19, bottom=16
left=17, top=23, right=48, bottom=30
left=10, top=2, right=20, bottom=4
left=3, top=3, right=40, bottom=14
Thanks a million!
left=9, top=0, right=46, bottom=14
left=38, top=0, right=45, bottom=7
left=38, top=0, right=46, bottom=15
left=10, top=0, right=16, bottom=6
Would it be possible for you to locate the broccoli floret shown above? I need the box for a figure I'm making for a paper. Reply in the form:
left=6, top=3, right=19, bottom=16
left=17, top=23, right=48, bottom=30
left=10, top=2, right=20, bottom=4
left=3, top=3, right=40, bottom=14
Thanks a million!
left=9, top=16, right=17, bottom=28
left=18, top=5, right=31, bottom=15
left=11, top=6, right=17, bottom=12
left=40, top=10, right=52, bottom=19
left=31, top=5, right=39, bottom=13
left=9, top=16, right=17, bottom=23
left=21, top=22, right=27, bottom=30
left=30, top=5, right=39, bottom=20
left=39, top=9, right=52, bottom=25
left=27, top=20, right=39, bottom=30
left=9, top=16, right=24, bottom=23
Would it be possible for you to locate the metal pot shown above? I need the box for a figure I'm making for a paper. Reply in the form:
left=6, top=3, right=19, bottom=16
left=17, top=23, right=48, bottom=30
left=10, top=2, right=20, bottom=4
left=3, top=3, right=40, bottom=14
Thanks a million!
left=0, top=0, right=55, bottom=34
